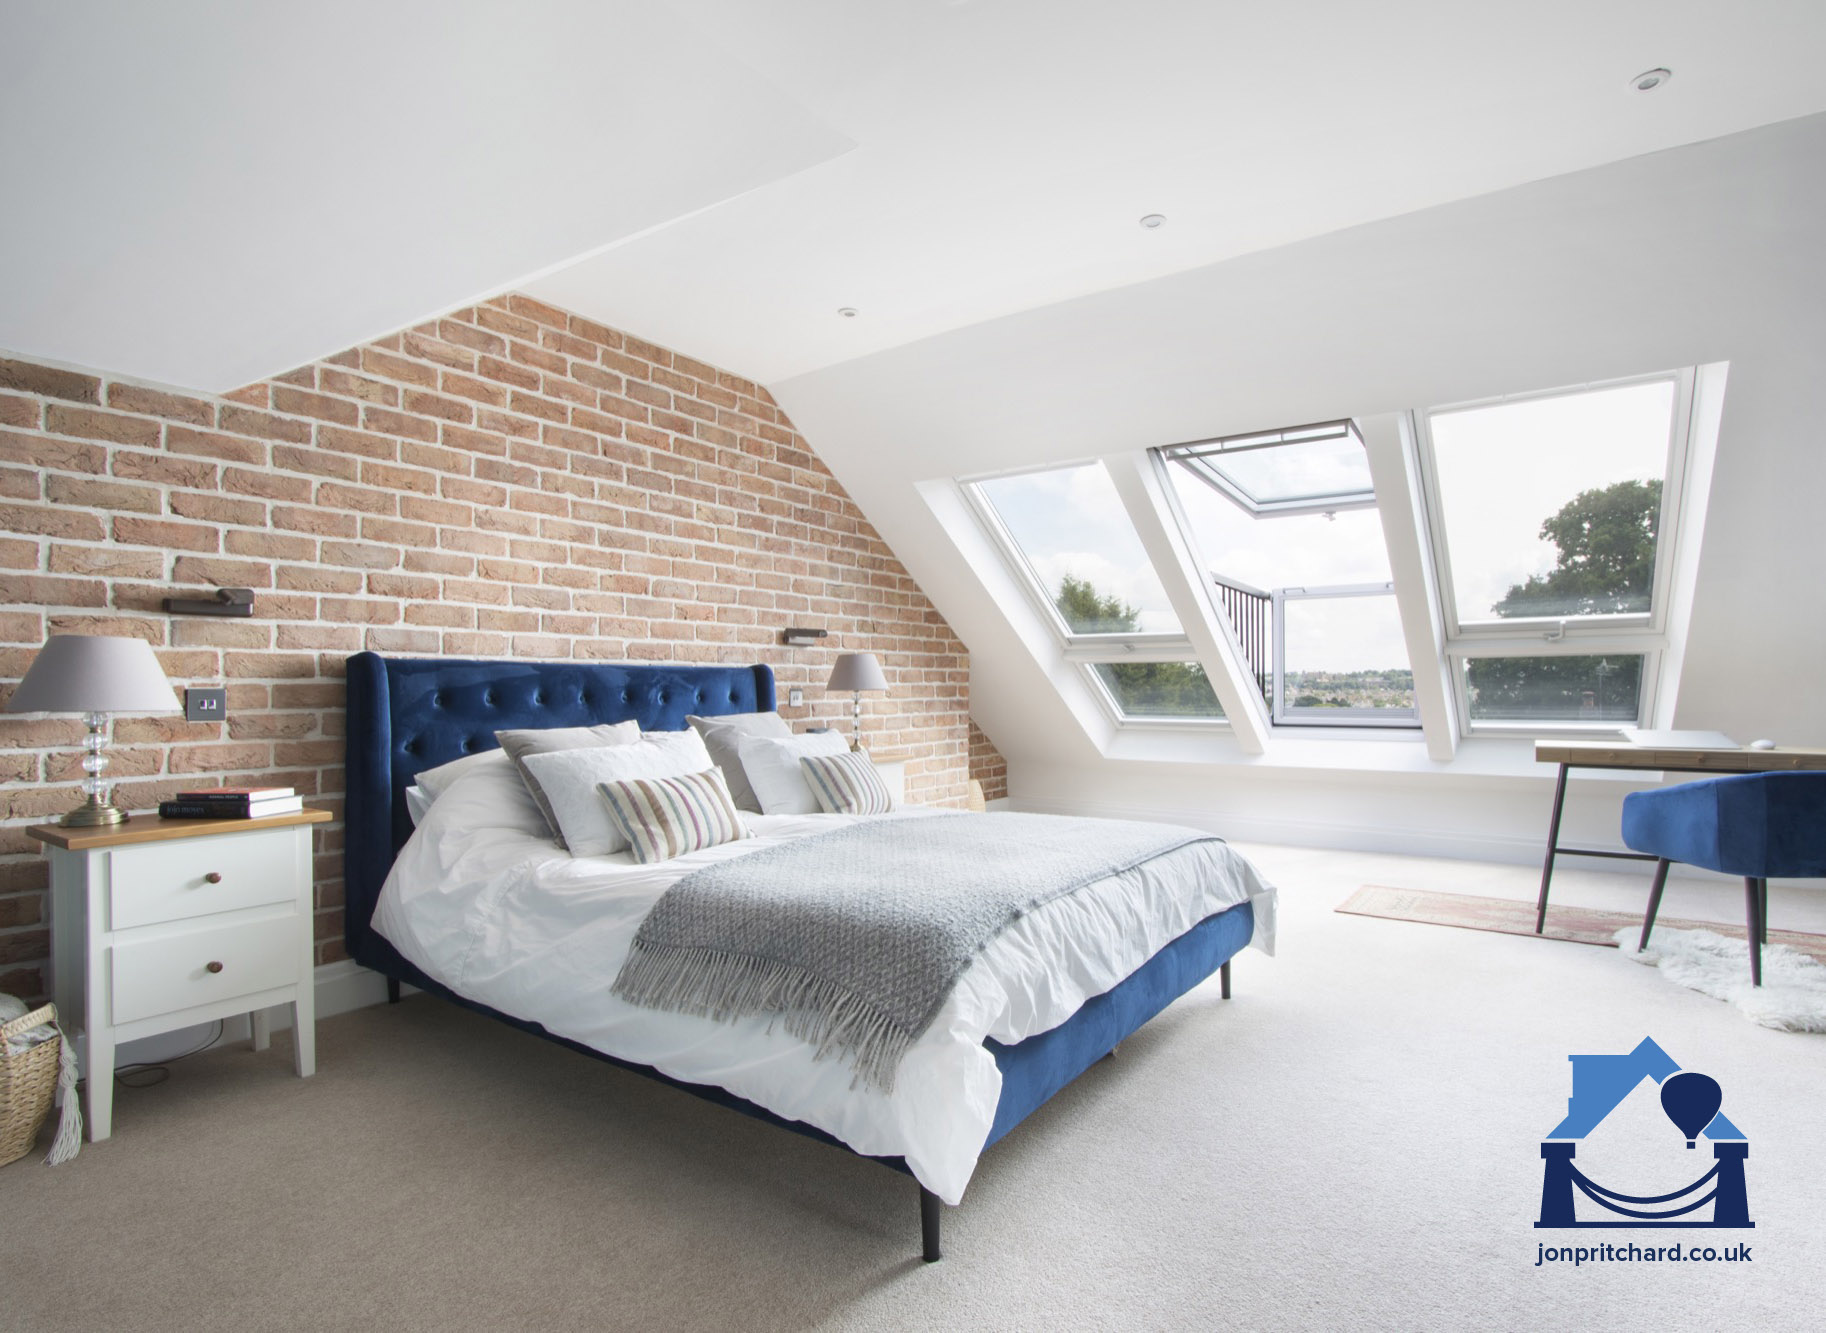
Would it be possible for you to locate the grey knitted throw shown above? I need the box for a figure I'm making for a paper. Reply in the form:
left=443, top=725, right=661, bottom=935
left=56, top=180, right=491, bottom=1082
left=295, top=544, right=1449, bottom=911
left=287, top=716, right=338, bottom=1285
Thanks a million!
left=611, top=812, right=1219, bottom=1092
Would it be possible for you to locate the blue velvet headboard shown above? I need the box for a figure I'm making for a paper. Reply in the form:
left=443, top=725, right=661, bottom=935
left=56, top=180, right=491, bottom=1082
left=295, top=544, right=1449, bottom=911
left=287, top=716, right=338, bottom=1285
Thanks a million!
left=343, top=653, right=775, bottom=971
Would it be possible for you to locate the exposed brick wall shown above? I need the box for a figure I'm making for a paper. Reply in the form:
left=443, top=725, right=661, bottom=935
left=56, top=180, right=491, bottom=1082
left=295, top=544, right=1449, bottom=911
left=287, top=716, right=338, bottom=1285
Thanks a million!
left=0, top=294, right=1003, bottom=999
left=968, top=720, right=1008, bottom=803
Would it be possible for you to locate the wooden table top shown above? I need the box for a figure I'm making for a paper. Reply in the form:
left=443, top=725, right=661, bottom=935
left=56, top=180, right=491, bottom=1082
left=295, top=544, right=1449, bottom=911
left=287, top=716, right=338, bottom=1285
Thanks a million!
left=1535, top=740, right=1826, bottom=773
left=27, top=806, right=333, bottom=851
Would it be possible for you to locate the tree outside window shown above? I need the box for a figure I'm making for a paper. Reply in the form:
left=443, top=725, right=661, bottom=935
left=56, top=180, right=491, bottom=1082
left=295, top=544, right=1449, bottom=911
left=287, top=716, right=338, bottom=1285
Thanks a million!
left=1057, top=576, right=1222, bottom=718
left=1465, top=479, right=1657, bottom=720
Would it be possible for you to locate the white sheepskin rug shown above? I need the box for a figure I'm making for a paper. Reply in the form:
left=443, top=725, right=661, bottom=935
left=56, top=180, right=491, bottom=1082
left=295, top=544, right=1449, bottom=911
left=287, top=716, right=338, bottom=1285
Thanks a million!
left=1615, top=927, right=1826, bottom=1033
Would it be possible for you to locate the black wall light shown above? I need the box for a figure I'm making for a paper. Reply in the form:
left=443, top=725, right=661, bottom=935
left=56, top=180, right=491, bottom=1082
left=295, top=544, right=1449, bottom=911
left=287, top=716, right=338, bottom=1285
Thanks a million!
left=164, top=587, right=255, bottom=618
left=781, top=626, right=828, bottom=647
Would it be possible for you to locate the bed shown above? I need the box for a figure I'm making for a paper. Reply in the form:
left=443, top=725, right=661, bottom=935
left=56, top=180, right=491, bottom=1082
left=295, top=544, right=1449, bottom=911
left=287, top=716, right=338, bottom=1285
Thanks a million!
left=343, top=652, right=1273, bottom=1260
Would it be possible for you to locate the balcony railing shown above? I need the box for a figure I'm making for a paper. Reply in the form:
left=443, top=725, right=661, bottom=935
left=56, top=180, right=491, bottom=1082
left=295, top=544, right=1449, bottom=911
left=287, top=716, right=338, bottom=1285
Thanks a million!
left=1211, top=574, right=1271, bottom=705
left=1211, top=575, right=1419, bottom=726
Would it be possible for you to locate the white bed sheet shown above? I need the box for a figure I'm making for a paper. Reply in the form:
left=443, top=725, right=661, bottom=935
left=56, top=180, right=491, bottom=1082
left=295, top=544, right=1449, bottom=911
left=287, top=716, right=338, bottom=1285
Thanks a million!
left=372, top=780, right=1277, bottom=1204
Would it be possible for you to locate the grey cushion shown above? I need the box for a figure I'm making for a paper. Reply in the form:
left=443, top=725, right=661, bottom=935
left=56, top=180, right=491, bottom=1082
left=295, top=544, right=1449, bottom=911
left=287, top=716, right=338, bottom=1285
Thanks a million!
left=687, top=711, right=791, bottom=813
left=495, top=721, right=639, bottom=844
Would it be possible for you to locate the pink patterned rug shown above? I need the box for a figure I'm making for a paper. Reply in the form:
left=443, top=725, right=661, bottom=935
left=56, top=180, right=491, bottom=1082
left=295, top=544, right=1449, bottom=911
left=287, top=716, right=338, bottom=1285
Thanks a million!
left=1337, top=885, right=1826, bottom=966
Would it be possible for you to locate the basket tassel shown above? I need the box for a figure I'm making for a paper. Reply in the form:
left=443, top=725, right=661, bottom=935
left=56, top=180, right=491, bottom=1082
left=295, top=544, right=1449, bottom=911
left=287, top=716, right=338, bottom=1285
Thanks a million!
left=45, top=1026, right=81, bottom=1165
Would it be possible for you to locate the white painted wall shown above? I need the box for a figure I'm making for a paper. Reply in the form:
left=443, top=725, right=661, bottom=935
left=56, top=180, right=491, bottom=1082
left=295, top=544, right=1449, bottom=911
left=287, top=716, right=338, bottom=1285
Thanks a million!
left=775, top=113, right=1826, bottom=860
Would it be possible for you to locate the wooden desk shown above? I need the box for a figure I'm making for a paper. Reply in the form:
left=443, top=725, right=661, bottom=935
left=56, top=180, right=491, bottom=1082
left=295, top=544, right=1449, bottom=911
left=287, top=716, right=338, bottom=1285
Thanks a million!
left=1532, top=742, right=1826, bottom=933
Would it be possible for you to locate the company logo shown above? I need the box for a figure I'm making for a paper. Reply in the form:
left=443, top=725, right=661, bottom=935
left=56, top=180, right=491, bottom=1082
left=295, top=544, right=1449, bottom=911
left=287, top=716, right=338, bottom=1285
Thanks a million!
left=1537, top=1037, right=1752, bottom=1230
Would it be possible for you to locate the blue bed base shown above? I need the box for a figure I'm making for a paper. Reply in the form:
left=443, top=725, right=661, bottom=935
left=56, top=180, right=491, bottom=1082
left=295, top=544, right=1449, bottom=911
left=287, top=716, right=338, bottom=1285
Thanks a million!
left=342, top=652, right=1252, bottom=1261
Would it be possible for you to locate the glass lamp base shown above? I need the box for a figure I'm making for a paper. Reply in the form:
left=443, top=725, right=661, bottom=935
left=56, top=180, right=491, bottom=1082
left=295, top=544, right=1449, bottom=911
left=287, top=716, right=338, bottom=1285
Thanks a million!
left=61, top=795, right=129, bottom=827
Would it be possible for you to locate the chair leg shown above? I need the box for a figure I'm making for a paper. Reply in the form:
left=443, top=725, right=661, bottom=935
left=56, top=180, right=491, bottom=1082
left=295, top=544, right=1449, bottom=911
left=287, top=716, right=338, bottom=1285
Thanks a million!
left=1638, top=859, right=1671, bottom=951
left=1744, top=878, right=1763, bottom=987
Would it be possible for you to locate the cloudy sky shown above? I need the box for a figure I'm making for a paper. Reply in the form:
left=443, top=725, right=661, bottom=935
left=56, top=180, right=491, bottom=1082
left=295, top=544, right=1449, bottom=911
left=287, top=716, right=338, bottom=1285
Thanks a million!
left=1429, top=378, right=1674, bottom=620
left=978, top=463, right=1183, bottom=632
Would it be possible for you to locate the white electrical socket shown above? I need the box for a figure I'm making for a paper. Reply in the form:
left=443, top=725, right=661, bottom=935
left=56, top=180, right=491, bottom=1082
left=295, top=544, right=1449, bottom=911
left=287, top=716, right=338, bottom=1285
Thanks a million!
left=787, top=687, right=804, bottom=707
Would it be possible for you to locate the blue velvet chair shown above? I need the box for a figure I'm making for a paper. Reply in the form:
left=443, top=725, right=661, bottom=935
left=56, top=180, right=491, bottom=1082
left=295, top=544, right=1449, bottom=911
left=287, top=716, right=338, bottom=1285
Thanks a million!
left=1622, top=771, right=1826, bottom=986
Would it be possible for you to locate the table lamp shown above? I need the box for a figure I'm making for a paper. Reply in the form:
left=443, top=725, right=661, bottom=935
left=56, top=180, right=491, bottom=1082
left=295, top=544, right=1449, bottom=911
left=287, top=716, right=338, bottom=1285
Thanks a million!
left=825, top=651, right=888, bottom=746
left=6, top=635, right=180, bottom=826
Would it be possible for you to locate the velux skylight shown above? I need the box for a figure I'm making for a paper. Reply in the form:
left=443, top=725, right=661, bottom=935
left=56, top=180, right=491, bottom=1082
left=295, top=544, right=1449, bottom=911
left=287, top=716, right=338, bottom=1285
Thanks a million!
left=1157, top=418, right=1417, bottom=728
left=1160, top=420, right=1375, bottom=518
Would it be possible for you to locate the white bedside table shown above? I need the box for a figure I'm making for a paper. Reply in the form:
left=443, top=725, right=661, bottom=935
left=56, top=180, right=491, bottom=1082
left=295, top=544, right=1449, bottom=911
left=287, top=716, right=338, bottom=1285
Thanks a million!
left=30, top=808, right=331, bottom=1141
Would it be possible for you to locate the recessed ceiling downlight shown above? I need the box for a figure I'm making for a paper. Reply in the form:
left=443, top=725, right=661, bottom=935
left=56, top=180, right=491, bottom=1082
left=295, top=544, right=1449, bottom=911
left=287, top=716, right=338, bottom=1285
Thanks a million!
left=1140, top=214, right=1167, bottom=229
left=1631, top=67, right=1672, bottom=92
left=837, top=307, right=858, bottom=318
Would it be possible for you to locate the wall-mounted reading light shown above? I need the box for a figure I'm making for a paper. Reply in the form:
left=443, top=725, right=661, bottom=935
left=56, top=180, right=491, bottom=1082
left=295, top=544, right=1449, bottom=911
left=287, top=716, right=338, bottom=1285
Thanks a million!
left=164, top=587, right=255, bottom=618
left=781, top=627, right=828, bottom=647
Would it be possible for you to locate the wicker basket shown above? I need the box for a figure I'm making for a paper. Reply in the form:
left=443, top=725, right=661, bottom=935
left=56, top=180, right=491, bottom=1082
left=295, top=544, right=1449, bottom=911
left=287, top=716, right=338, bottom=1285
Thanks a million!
left=0, top=1003, right=61, bottom=1167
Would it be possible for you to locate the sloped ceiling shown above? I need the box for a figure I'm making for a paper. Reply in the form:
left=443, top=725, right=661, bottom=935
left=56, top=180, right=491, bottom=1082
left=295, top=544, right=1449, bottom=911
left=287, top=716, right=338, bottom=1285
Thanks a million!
left=0, top=1, right=851, bottom=391
left=770, top=114, right=1826, bottom=763
left=5, top=2, right=1823, bottom=395
left=532, top=0, right=1826, bottom=382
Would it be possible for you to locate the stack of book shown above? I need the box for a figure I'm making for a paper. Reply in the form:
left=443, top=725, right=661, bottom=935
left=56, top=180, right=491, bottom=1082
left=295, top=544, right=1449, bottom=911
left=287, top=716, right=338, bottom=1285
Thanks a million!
left=158, top=786, right=305, bottom=820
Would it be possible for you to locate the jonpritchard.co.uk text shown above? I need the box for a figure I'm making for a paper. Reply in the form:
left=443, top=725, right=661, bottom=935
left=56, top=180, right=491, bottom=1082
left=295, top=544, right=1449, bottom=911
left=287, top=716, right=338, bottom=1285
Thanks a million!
left=1535, top=1243, right=1752, bottom=1267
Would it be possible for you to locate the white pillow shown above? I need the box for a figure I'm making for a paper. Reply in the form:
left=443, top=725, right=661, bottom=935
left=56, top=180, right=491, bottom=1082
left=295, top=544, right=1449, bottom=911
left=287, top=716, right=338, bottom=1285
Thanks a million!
left=520, top=730, right=716, bottom=857
left=735, top=732, right=850, bottom=816
left=686, top=711, right=791, bottom=813
left=425, top=756, right=550, bottom=836
left=404, top=785, right=433, bottom=825
left=497, top=721, right=642, bottom=844
left=413, top=747, right=512, bottom=802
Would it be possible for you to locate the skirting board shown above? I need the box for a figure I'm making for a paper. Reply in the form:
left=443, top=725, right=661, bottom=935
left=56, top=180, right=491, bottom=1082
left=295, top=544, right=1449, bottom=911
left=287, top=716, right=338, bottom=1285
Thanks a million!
left=1003, top=793, right=1744, bottom=881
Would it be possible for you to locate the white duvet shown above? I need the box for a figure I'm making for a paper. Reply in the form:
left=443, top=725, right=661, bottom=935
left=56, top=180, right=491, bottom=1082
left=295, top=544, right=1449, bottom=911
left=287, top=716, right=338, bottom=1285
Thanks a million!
left=372, top=780, right=1277, bottom=1203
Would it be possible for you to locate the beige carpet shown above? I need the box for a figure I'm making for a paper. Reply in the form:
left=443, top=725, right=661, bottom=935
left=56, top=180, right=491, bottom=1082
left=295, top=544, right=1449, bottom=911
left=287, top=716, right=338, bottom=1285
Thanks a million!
left=4, top=843, right=1823, bottom=1331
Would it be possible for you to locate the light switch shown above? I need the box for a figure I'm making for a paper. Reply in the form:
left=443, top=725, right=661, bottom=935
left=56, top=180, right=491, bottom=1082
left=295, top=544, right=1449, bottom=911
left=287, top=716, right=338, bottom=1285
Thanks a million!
left=185, top=687, right=227, bottom=723
left=787, top=687, right=804, bottom=707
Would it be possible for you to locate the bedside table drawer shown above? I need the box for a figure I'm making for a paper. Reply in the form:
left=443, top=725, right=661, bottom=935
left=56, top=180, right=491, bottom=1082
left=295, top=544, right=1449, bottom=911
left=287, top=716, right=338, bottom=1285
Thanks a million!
left=111, top=914, right=302, bottom=1025
left=108, top=829, right=300, bottom=929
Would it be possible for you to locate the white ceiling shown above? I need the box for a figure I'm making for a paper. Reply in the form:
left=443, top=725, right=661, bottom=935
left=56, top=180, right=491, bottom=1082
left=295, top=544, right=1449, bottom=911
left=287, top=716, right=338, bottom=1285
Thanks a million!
left=532, top=0, right=1826, bottom=383
left=6, top=2, right=1824, bottom=394
left=0, top=1, right=849, bottom=391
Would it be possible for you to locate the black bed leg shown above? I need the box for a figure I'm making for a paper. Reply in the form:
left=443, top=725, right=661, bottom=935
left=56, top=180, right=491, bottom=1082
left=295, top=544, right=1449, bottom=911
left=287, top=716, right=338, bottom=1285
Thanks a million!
left=920, top=1187, right=942, bottom=1263
left=386, top=976, right=401, bottom=1005
left=1220, top=960, right=1231, bottom=1000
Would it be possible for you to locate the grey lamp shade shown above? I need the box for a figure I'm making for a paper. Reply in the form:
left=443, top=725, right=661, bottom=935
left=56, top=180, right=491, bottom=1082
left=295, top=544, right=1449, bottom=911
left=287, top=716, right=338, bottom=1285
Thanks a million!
left=825, top=651, right=888, bottom=693
left=5, top=635, right=180, bottom=714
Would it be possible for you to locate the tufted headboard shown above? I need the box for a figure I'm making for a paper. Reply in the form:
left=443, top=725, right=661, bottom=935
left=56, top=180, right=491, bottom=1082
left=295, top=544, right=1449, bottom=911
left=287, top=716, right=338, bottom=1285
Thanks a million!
left=342, top=652, right=775, bottom=972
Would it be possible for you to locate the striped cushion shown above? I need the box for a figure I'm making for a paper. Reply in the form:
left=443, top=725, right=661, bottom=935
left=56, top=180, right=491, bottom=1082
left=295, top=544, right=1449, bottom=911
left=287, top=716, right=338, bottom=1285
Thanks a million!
left=799, top=748, right=894, bottom=816
left=597, top=768, right=747, bottom=864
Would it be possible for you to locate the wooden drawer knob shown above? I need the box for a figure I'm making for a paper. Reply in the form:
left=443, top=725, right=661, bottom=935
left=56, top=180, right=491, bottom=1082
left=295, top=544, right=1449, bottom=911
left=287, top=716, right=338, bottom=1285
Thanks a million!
left=204, top=872, right=223, bottom=884
left=205, top=961, right=225, bottom=974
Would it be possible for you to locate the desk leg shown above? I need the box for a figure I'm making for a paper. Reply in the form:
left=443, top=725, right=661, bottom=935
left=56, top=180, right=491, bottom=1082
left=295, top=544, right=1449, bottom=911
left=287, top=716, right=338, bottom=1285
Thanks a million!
left=1534, top=764, right=1570, bottom=934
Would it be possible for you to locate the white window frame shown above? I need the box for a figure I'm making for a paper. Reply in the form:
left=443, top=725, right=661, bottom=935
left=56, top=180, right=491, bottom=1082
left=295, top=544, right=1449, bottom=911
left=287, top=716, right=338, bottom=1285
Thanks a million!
left=960, top=465, right=1227, bottom=729
left=1271, top=582, right=1421, bottom=729
left=1080, top=658, right=1230, bottom=730
left=1413, top=367, right=1695, bottom=736
left=1161, top=419, right=1378, bottom=518
left=1151, top=441, right=1421, bottom=735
